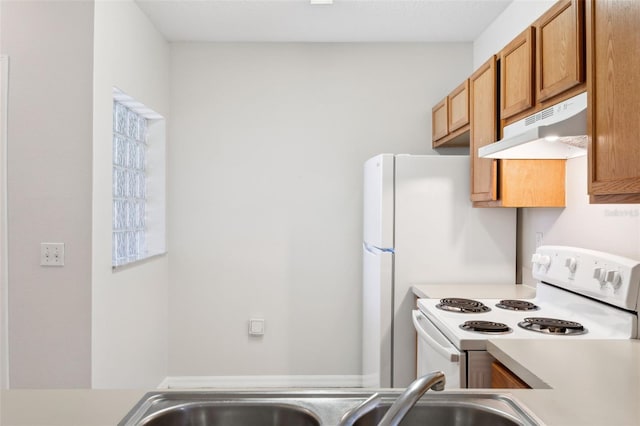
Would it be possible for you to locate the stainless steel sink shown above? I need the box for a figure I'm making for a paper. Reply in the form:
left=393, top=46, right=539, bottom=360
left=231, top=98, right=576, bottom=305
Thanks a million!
left=136, top=401, right=320, bottom=426
left=350, top=401, right=525, bottom=426
left=119, top=390, right=542, bottom=426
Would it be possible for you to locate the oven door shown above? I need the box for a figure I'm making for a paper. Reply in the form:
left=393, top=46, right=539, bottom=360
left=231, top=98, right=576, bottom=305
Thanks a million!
left=412, top=310, right=466, bottom=388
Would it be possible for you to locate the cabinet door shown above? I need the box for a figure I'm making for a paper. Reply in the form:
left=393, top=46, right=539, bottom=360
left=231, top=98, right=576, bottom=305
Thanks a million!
left=500, top=27, right=535, bottom=120
left=448, top=80, right=469, bottom=133
left=491, top=361, right=529, bottom=389
left=501, top=159, right=565, bottom=207
left=431, top=97, right=448, bottom=143
left=587, top=0, right=640, bottom=203
left=536, top=0, right=585, bottom=102
left=470, top=56, right=498, bottom=202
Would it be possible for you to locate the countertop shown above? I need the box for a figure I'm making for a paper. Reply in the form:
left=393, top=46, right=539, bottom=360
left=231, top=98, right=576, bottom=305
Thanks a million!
left=1, top=389, right=145, bottom=426
left=487, top=339, right=640, bottom=426
left=412, top=283, right=537, bottom=300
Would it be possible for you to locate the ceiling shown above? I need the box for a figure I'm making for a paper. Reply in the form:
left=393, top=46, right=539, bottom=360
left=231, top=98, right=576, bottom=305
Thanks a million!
left=135, top=0, right=513, bottom=43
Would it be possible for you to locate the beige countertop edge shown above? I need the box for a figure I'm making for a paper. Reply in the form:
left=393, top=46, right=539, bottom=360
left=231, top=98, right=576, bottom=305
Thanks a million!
left=486, top=339, right=640, bottom=426
left=412, top=283, right=537, bottom=300
left=1, top=389, right=146, bottom=426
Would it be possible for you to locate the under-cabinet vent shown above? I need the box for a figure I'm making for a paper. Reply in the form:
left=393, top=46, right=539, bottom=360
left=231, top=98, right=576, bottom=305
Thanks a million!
left=524, top=106, right=555, bottom=127
left=478, top=92, right=588, bottom=159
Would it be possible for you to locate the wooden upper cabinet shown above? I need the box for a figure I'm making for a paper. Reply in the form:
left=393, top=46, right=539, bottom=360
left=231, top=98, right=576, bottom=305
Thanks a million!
left=587, top=0, right=640, bottom=203
left=448, top=80, right=470, bottom=133
left=432, top=98, right=448, bottom=142
left=470, top=57, right=498, bottom=203
left=500, top=27, right=535, bottom=120
left=432, top=80, right=470, bottom=148
left=470, top=55, right=566, bottom=208
left=536, top=0, right=585, bottom=102
left=501, top=159, right=565, bottom=207
left=499, top=1, right=586, bottom=125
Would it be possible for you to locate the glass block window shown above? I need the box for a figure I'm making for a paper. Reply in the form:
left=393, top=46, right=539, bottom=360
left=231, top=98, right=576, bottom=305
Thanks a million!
left=112, top=101, right=148, bottom=266
left=111, top=88, right=166, bottom=269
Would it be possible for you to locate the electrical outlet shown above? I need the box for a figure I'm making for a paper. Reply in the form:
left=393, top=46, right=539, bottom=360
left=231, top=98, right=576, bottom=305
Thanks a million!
left=248, top=319, right=265, bottom=336
left=40, top=242, right=65, bottom=266
left=535, top=232, right=543, bottom=249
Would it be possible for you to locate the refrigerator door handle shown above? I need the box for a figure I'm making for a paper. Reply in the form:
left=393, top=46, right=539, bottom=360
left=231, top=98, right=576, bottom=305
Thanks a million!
left=412, top=310, right=460, bottom=362
left=363, top=242, right=395, bottom=255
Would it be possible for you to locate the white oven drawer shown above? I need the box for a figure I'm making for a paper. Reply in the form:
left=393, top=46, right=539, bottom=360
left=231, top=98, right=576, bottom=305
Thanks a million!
left=412, top=310, right=465, bottom=388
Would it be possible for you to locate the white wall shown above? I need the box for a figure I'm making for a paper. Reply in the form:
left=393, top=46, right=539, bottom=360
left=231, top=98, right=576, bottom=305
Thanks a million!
left=473, top=0, right=555, bottom=69
left=1, top=1, right=94, bottom=388
left=0, top=0, right=7, bottom=392
left=473, top=0, right=640, bottom=282
left=520, top=157, right=640, bottom=284
left=168, top=43, right=472, bottom=382
left=92, top=0, right=170, bottom=388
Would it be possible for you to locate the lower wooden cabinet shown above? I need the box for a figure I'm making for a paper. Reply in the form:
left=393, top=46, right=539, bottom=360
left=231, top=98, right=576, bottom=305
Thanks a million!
left=491, top=361, right=530, bottom=389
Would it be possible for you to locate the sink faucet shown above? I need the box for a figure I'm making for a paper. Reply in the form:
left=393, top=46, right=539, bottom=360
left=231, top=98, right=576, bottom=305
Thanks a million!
left=338, top=392, right=382, bottom=426
left=377, top=371, right=446, bottom=426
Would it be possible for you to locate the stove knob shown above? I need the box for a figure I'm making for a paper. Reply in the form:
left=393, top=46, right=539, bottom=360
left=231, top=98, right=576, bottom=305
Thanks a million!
left=606, top=270, right=622, bottom=289
left=593, top=267, right=606, bottom=285
left=538, top=255, right=551, bottom=267
left=564, top=257, right=577, bottom=273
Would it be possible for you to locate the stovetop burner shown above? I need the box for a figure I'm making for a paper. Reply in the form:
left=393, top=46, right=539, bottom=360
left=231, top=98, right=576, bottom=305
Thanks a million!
left=459, top=320, right=512, bottom=334
left=518, top=317, right=587, bottom=335
left=436, top=298, right=491, bottom=313
left=495, top=299, right=540, bottom=311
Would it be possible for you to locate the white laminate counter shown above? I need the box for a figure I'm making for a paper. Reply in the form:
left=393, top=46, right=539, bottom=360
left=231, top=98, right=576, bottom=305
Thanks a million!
left=1, top=389, right=145, bottom=426
left=412, top=283, right=536, bottom=300
left=487, top=339, right=640, bottom=426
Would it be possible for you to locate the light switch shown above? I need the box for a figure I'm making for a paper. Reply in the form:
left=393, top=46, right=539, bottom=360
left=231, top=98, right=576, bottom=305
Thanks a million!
left=249, top=318, right=265, bottom=336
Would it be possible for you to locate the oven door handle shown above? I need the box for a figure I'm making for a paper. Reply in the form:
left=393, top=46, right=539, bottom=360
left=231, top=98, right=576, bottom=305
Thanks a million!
left=412, top=310, right=460, bottom=362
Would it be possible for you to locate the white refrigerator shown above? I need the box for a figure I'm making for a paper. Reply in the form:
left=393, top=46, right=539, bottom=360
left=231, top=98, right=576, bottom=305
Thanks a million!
left=362, top=154, right=516, bottom=388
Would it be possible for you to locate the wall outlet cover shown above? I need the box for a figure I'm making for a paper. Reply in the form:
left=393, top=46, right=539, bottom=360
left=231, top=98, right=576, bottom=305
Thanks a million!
left=248, top=319, right=265, bottom=336
left=40, top=242, right=65, bottom=266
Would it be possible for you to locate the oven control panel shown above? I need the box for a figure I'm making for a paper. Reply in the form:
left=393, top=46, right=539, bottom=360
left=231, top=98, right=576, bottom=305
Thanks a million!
left=532, top=245, right=640, bottom=311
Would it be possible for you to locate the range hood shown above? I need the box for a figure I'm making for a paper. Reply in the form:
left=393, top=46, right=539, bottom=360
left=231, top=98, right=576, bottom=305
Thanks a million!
left=479, top=92, right=587, bottom=159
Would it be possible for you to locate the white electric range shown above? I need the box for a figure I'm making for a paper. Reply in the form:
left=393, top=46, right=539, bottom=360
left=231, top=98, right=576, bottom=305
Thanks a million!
left=413, top=245, right=640, bottom=388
